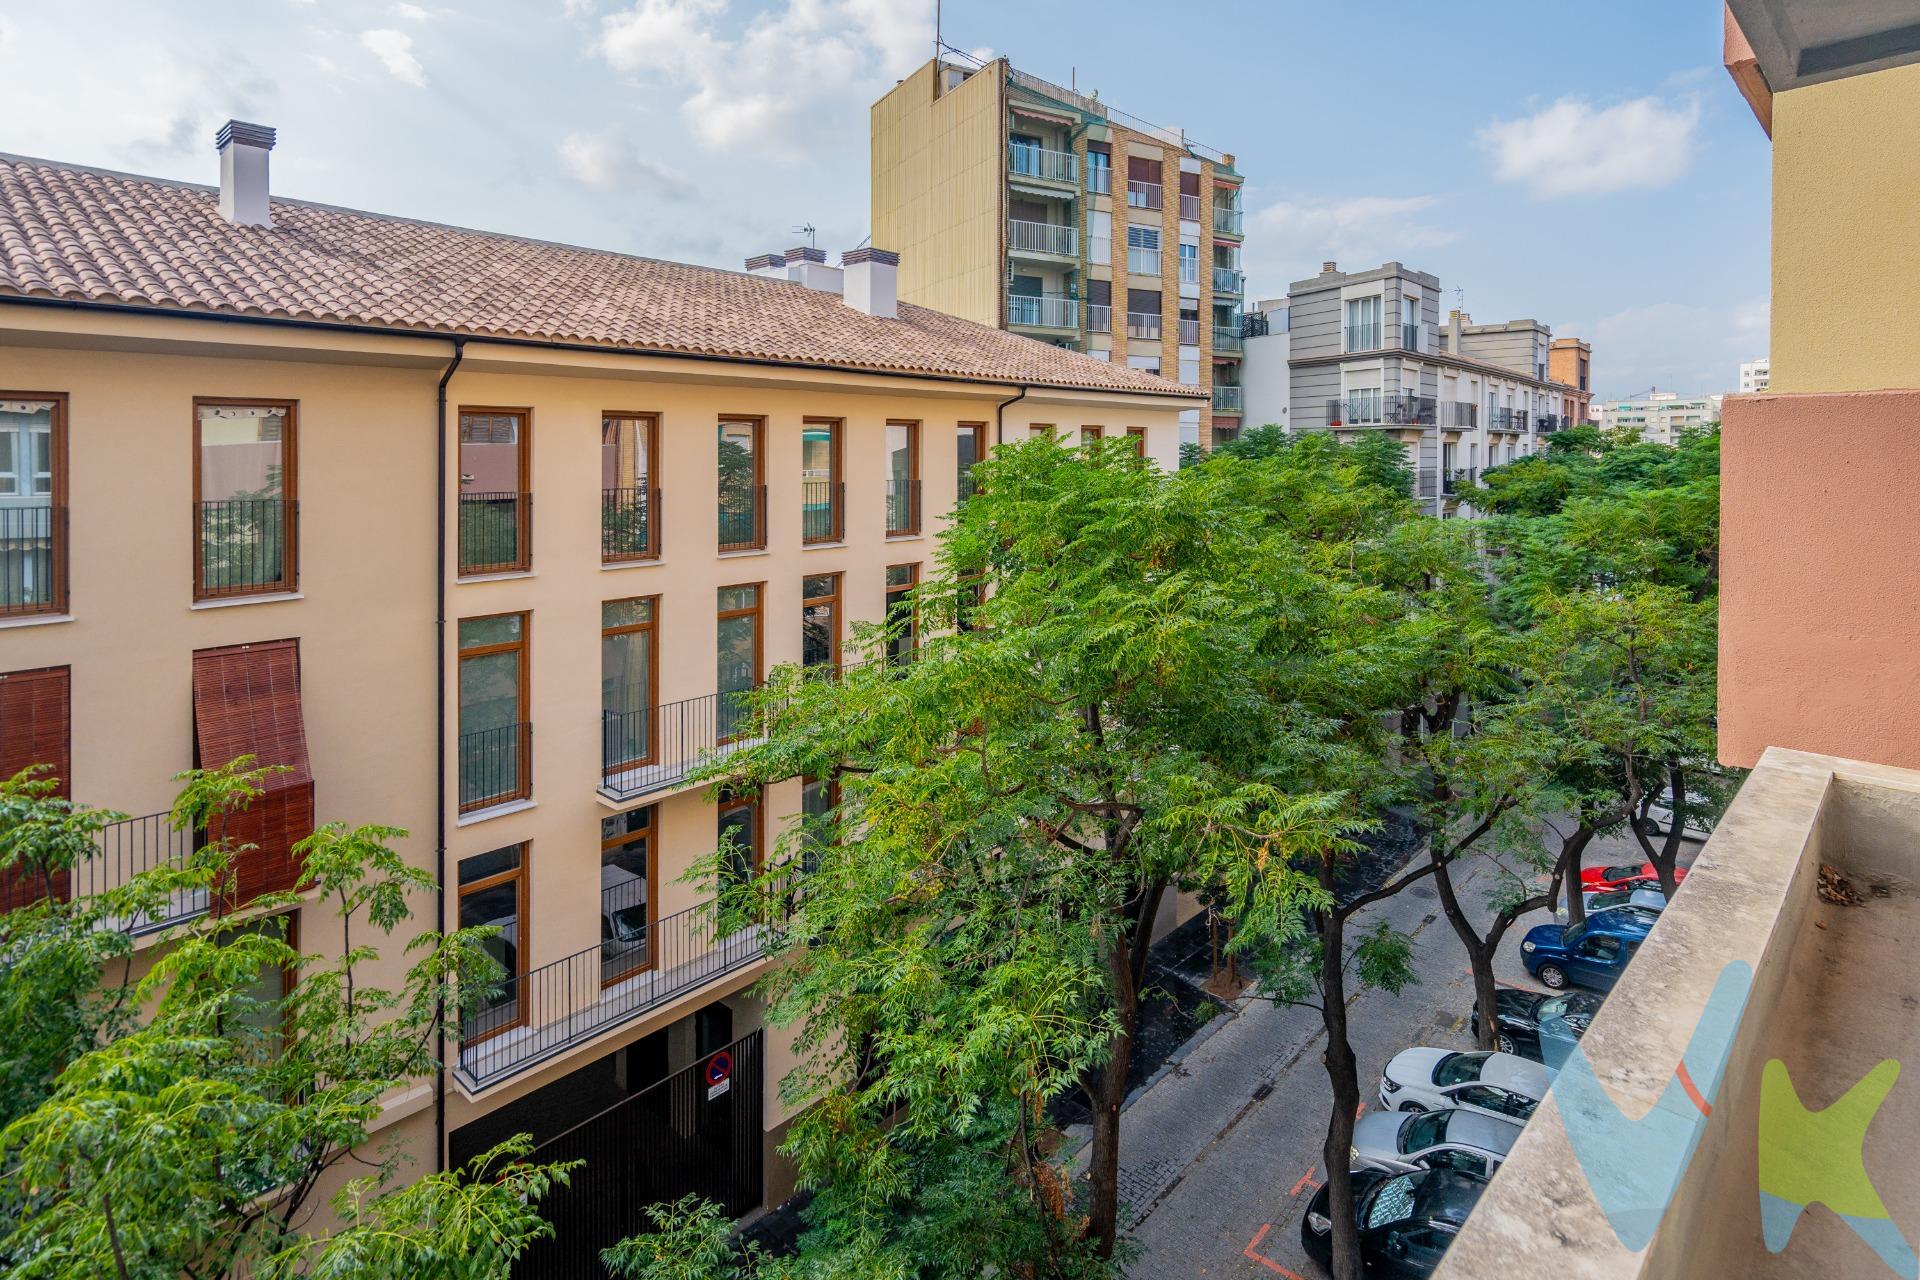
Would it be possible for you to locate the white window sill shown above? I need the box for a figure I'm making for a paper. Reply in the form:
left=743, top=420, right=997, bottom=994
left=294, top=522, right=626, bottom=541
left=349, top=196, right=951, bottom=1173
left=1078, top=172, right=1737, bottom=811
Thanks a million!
left=0, top=612, right=74, bottom=630
left=801, top=541, right=848, bottom=551
left=601, top=558, right=665, bottom=572
left=190, top=591, right=303, bottom=611
left=457, top=570, right=535, bottom=584
left=884, top=533, right=924, bottom=543
left=716, top=547, right=770, bottom=559
left=456, top=798, right=537, bottom=827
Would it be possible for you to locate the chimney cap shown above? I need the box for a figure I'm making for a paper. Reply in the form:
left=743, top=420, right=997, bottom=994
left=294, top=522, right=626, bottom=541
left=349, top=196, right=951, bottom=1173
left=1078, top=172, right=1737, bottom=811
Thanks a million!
left=215, top=120, right=277, bottom=152
left=841, top=246, right=899, bottom=267
left=744, top=253, right=784, bottom=272
left=1320, top=260, right=1338, bottom=274
left=785, top=246, right=826, bottom=264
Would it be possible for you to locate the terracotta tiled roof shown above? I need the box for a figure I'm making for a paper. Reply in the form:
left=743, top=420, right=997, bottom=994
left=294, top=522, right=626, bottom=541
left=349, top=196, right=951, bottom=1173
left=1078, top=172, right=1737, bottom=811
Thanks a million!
left=0, top=154, right=1200, bottom=399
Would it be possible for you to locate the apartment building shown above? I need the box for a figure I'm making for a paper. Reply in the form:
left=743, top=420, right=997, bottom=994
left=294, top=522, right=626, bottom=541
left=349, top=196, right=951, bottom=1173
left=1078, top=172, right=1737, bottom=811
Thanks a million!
left=1240, top=300, right=1291, bottom=431
left=1739, top=355, right=1771, bottom=391
left=1592, top=389, right=1724, bottom=444
left=1273, top=260, right=1589, bottom=513
left=871, top=54, right=1249, bottom=454
left=0, top=126, right=1199, bottom=1275
left=1548, top=336, right=1595, bottom=424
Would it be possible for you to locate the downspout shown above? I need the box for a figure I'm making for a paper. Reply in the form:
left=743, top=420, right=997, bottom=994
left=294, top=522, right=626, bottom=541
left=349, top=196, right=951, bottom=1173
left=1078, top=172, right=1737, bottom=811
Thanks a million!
left=995, top=384, right=1030, bottom=445
left=433, top=338, right=465, bottom=1173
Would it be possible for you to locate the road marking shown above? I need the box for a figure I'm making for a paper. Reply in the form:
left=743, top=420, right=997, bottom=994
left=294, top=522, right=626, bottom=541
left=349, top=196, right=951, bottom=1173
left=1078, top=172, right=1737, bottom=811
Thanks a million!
left=1242, top=1223, right=1309, bottom=1278
left=1289, top=1167, right=1317, bottom=1196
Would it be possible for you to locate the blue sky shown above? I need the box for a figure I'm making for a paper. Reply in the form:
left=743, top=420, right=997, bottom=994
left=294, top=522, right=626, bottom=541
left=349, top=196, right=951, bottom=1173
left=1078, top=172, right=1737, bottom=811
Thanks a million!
left=0, top=0, right=1768, bottom=396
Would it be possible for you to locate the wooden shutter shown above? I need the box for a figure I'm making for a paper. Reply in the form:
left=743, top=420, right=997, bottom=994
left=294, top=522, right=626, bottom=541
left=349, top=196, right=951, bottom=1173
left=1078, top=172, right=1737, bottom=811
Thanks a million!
left=1127, top=156, right=1160, bottom=182
left=0, top=665, right=72, bottom=909
left=193, top=640, right=315, bottom=911
left=1087, top=278, right=1112, bottom=307
left=1179, top=171, right=1200, bottom=196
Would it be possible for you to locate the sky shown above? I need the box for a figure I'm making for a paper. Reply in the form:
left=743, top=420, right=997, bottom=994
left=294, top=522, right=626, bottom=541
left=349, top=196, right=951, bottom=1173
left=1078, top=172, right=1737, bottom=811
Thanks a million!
left=0, top=0, right=1770, bottom=398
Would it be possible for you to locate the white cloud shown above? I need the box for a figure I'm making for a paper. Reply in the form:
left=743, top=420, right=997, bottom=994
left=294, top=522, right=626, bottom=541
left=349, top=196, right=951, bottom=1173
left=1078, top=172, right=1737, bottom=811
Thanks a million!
left=1562, top=297, right=1768, bottom=398
left=558, top=130, right=693, bottom=199
left=361, top=28, right=426, bottom=87
left=394, top=2, right=431, bottom=20
left=596, top=0, right=933, bottom=155
left=1479, top=96, right=1699, bottom=199
left=1243, top=194, right=1458, bottom=294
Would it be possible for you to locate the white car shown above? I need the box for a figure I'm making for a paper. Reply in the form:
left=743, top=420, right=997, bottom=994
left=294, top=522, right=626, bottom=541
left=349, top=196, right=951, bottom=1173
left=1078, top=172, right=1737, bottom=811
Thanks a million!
left=1378, top=1049, right=1551, bottom=1123
left=1559, top=885, right=1669, bottom=921
left=1349, top=1105, right=1524, bottom=1179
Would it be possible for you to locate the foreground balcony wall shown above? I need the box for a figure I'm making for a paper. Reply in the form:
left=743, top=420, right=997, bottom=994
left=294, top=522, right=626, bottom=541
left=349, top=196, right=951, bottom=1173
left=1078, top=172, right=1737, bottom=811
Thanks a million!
left=1720, top=390, right=1920, bottom=771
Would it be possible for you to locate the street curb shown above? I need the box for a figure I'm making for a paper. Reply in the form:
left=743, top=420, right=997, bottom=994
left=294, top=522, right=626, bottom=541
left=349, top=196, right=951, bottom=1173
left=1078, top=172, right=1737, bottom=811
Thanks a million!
left=1058, top=994, right=1249, bottom=1166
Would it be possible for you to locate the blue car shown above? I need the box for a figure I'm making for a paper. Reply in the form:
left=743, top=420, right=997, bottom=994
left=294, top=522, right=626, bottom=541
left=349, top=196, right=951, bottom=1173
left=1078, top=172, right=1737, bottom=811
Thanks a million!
left=1519, top=906, right=1659, bottom=991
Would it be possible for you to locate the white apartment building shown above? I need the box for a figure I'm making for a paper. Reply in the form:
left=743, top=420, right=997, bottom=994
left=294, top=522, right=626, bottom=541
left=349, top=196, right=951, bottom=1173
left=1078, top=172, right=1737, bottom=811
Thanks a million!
left=1239, top=299, right=1290, bottom=432
left=1594, top=390, right=1725, bottom=444
left=1739, top=357, right=1771, bottom=392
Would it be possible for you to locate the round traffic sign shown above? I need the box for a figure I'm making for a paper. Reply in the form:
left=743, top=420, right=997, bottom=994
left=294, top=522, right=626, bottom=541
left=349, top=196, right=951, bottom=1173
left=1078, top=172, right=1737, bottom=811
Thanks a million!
left=705, top=1050, right=733, bottom=1087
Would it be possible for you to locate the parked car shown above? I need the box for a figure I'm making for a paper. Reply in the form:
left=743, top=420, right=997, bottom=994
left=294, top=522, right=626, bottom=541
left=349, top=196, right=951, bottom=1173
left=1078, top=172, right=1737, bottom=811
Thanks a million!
left=1300, top=1167, right=1486, bottom=1277
left=1519, top=907, right=1658, bottom=991
left=1350, top=1106, right=1523, bottom=1178
left=1584, top=885, right=1668, bottom=914
left=1471, top=989, right=1604, bottom=1067
left=1644, top=788, right=1715, bottom=840
left=1580, top=861, right=1689, bottom=892
left=1378, top=1049, right=1550, bottom=1122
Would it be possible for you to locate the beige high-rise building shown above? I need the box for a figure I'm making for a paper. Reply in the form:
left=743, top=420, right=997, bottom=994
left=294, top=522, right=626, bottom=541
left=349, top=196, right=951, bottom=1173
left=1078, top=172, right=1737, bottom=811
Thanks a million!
left=872, top=55, right=1249, bottom=454
left=0, top=124, right=1199, bottom=1273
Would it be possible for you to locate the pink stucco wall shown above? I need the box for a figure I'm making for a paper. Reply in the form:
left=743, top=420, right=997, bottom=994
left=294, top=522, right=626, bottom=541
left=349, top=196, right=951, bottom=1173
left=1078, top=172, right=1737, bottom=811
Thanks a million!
left=1720, top=389, right=1920, bottom=769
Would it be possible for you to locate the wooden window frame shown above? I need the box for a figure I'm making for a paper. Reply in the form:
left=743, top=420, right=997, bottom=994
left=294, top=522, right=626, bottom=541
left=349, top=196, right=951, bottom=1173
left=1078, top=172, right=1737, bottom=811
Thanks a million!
left=1030, top=423, right=1056, bottom=442
left=457, top=843, right=529, bottom=1042
left=1080, top=425, right=1104, bottom=447
left=885, top=562, right=919, bottom=663
left=716, top=787, right=764, bottom=879
left=457, top=612, right=531, bottom=813
left=717, top=415, right=767, bottom=552
left=885, top=419, right=921, bottom=537
left=716, top=582, right=764, bottom=745
left=957, top=422, right=987, bottom=501
left=599, top=806, right=659, bottom=987
left=457, top=406, right=533, bottom=575
left=0, top=391, right=67, bottom=618
left=801, top=572, right=842, bottom=672
left=0, top=664, right=73, bottom=909
left=192, top=397, right=298, bottom=601
left=1126, top=426, right=1148, bottom=458
left=601, top=596, right=660, bottom=773
left=601, top=411, right=661, bottom=563
left=800, top=418, right=844, bottom=545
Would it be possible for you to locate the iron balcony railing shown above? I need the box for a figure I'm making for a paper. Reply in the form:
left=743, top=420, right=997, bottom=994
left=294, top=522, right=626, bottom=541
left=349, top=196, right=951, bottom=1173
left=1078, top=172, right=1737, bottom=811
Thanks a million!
left=1008, top=219, right=1077, bottom=256
left=1008, top=141, right=1076, bottom=183
left=1439, top=401, right=1479, bottom=429
left=1345, top=323, right=1382, bottom=352
left=1213, top=385, right=1243, bottom=412
left=1213, top=205, right=1243, bottom=235
left=1177, top=319, right=1201, bottom=345
left=1242, top=311, right=1273, bottom=338
left=800, top=479, right=843, bottom=544
left=1126, top=247, right=1161, bottom=276
left=459, top=721, right=532, bottom=813
left=1442, top=467, right=1479, bottom=496
left=1087, top=164, right=1111, bottom=195
left=69, top=809, right=214, bottom=935
left=197, top=498, right=296, bottom=598
left=885, top=477, right=921, bottom=537
left=600, top=689, right=769, bottom=804
left=1086, top=303, right=1112, bottom=334
left=1178, top=193, right=1202, bottom=221
left=1007, top=294, right=1079, bottom=329
left=1396, top=322, right=1421, bottom=352
left=1127, top=179, right=1163, bottom=210
left=457, top=892, right=781, bottom=1090
left=0, top=503, right=65, bottom=618
left=1325, top=394, right=1436, bottom=427
left=717, top=484, right=766, bottom=552
left=1127, top=311, right=1161, bottom=340
left=601, top=487, right=660, bottom=562
left=458, top=491, right=532, bottom=575
left=1513, top=410, right=1532, bottom=432
left=1212, top=267, right=1245, bottom=295
left=1536, top=414, right=1563, bottom=433
left=1213, top=326, right=1244, bottom=354
left=1417, top=468, right=1439, bottom=499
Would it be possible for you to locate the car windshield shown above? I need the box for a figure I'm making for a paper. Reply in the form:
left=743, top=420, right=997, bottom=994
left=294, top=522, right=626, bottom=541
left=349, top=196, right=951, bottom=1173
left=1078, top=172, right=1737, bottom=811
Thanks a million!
left=1401, top=1110, right=1449, bottom=1153
left=1362, top=1174, right=1420, bottom=1230
left=1603, top=865, right=1643, bottom=881
left=1610, top=906, right=1660, bottom=928
left=1432, top=1051, right=1489, bottom=1087
left=1541, top=994, right=1600, bottom=1035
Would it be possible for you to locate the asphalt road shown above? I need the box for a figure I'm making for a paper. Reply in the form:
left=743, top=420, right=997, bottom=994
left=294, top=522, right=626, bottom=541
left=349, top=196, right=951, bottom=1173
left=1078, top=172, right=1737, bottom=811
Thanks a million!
left=1106, top=829, right=1697, bottom=1279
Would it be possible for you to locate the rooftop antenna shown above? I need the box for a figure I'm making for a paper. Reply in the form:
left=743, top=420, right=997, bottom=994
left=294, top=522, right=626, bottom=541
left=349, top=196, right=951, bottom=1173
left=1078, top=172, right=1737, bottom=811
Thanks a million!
left=934, top=0, right=941, bottom=65
left=792, top=222, right=817, bottom=249
left=1453, top=286, right=1465, bottom=313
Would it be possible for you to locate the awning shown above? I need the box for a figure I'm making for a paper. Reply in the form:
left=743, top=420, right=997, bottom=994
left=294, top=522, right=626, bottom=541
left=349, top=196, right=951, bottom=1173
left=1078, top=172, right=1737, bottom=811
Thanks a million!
left=0, top=665, right=72, bottom=909
left=193, top=640, right=314, bottom=911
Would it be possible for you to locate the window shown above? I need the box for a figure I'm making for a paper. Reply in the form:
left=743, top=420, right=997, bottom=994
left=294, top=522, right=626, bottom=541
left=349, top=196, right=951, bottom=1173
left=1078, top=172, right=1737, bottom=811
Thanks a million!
left=957, top=423, right=985, bottom=500
left=1346, top=387, right=1383, bottom=423
left=1126, top=156, right=1163, bottom=209
left=801, top=419, right=842, bottom=544
left=885, top=563, right=918, bottom=666
left=0, top=394, right=65, bottom=618
left=717, top=417, right=765, bottom=552
left=0, top=665, right=73, bottom=911
left=1179, top=242, right=1199, bottom=285
left=1401, top=294, right=1420, bottom=350
left=1126, top=225, right=1161, bottom=276
left=1088, top=209, right=1112, bottom=265
left=601, top=598, right=657, bottom=774
left=602, top=413, right=659, bottom=562
left=1126, top=426, right=1148, bottom=458
left=458, top=408, right=530, bottom=574
left=885, top=421, right=920, bottom=536
left=1086, top=144, right=1111, bottom=194
left=1080, top=426, right=1103, bottom=447
left=1344, top=297, right=1382, bottom=352
left=601, top=808, right=654, bottom=984
left=1127, top=287, right=1161, bottom=339
left=194, top=399, right=296, bottom=599
left=802, top=573, right=841, bottom=671
left=459, top=844, right=527, bottom=1037
left=716, top=788, right=761, bottom=902
left=799, top=774, right=839, bottom=876
left=458, top=613, right=530, bottom=812
left=222, top=912, right=299, bottom=1060
left=717, top=584, right=762, bottom=741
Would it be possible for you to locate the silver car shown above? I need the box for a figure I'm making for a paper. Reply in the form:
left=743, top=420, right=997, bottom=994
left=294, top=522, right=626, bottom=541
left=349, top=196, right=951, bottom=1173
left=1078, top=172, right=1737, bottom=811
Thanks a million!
left=1350, top=1106, right=1524, bottom=1179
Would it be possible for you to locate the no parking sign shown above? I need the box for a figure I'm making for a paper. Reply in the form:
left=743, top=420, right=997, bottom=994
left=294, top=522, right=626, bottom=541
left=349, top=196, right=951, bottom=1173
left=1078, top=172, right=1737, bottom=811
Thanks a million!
left=705, top=1049, right=733, bottom=1100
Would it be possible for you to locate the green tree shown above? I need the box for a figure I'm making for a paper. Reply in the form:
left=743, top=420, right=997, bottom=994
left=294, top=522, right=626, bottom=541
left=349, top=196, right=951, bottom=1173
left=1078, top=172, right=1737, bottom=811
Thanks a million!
left=0, top=762, right=571, bottom=1280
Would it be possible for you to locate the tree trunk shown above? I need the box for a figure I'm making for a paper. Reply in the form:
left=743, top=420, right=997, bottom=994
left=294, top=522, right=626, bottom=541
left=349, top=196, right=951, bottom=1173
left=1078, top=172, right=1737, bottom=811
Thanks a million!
left=1083, top=875, right=1164, bottom=1260
left=1316, top=905, right=1365, bottom=1280
left=1426, top=841, right=1501, bottom=1051
left=1562, top=824, right=1594, bottom=927
left=1651, top=764, right=1686, bottom=897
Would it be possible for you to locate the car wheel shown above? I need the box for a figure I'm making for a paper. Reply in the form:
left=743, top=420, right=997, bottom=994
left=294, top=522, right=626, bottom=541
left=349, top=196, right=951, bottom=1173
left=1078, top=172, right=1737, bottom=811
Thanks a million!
left=1538, top=964, right=1569, bottom=990
left=1399, top=1101, right=1427, bottom=1114
left=1496, top=1031, right=1519, bottom=1055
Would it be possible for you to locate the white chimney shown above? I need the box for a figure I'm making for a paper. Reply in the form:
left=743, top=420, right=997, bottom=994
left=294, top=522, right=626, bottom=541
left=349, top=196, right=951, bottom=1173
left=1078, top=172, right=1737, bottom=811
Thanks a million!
left=744, top=252, right=789, bottom=279
left=841, top=247, right=899, bottom=319
left=784, top=246, right=842, bottom=295
left=215, top=120, right=276, bottom=228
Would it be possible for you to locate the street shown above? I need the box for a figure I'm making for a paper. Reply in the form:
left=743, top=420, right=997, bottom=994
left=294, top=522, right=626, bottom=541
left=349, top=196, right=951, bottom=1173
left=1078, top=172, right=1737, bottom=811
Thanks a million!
left=1094, top=831, right=1694, bottom=1279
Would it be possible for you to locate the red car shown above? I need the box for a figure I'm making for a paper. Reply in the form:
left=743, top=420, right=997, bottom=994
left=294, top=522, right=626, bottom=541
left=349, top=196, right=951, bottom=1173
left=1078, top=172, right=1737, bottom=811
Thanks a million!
left=1581, top=861, right=1688, bottom=892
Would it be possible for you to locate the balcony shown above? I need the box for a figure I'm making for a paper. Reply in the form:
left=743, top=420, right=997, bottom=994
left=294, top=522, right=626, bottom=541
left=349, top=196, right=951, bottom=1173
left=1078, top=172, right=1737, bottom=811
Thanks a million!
left=800, top=479, right=843, bottom=544
left=1178, top=193, right=1202, bottom=221
left=1325, top=393, right=1436, bottom=428
left=198, top=497, right=297, bottom=598
left=457, top=491, right=531, bottom=575
left=456, top=890, right=780, bottom=1091
left=1439, top=401, right=1479, bottom=429
left=1441, top=467, right=1477, bottom=496
left=717, top=484, right=766, bottom=552
left=459, top=721, right=532, bottom=813
left=1212, top=267, right=1244, bottom=295
left=1007, top=141, right=1076, bottom=184
left=1535, top=413, right=1562, bottom=433
left=1126, top=179, right=1163, bottom=210
left=1127, top=247, right=1162, bottom=276
left=599, top=689, right=765, bottom=804
left=1345, top=323, right=1382, bottom=352
left=1487, top=408, right=1522, bottom=433
left=1007, top=293, right=1079, bottom=330
left=1213, top=205, right=1243, bottom=236
left=0, top=503, right=65, bottom=618
left=1212, top=385, right=1243, bottom=412
left=69, top=809, right=213, bottom=936
left=1213, top=326, right=1245, bottom=355
left=1395, top=322, right=1422, bottom=352
left=1088, top=164, right=1111, bottom=195
left=1086, top=303, right=1112, bottom=334
left=1177, top=318, right=1201, bottom=345
left=1127, top=311, right=1161, bottom=340
left=601, top=487, right=659, bottom=562
left=885, top=477, right=920, bottom=537
left=1008, top=219, right=1077, bottom=257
